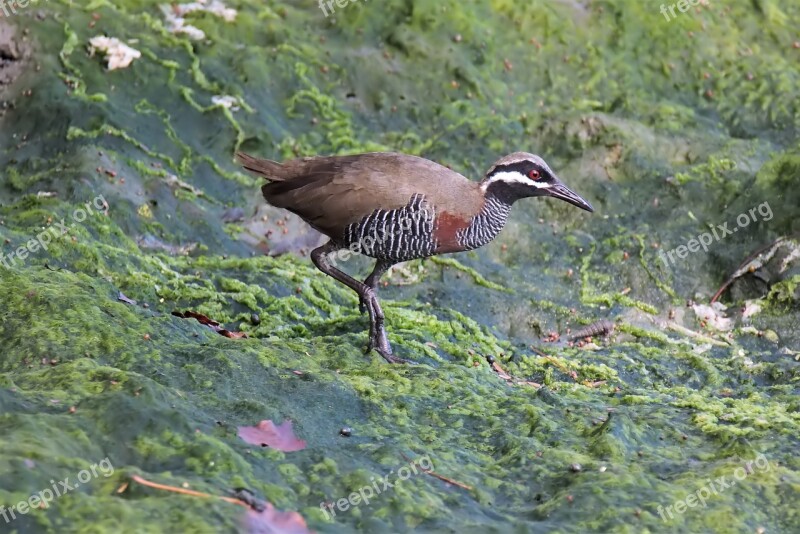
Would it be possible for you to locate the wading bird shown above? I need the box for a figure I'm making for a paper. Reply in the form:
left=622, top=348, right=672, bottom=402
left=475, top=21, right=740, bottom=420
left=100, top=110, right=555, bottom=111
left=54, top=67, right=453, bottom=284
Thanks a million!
left=238, top=151, right=593, bottom=363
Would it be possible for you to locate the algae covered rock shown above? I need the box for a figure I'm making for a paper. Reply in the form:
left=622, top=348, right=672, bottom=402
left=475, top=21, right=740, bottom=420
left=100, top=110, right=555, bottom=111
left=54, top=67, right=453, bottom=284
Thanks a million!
left=0, top=1, right=798, bottom=532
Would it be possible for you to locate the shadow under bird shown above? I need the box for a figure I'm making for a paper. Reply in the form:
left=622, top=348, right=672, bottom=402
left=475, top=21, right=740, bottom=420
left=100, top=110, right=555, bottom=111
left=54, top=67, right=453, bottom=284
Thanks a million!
left=238, top=151, right=594, bottom=363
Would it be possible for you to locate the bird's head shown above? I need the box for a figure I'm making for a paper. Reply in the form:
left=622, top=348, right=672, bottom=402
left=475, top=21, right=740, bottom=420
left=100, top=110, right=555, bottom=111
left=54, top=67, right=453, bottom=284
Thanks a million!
left=480, top=152, right=594, bottom=212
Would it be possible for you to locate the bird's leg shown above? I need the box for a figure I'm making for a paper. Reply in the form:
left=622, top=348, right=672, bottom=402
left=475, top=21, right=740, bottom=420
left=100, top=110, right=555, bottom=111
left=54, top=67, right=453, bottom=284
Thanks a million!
left=359, top=260, right=393, bottom=314
left=310, top=244, right=410, bottom=364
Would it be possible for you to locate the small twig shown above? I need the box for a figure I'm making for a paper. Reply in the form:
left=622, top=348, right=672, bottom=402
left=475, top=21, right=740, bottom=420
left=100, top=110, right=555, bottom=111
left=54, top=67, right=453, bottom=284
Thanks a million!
left=490, top=360, right=511, bottom=380
left=710, top=236, right=795, bottom=303
left=513, top=380, right=542, bottom=389
left=486, top=355, right=543, bottom=388
left=666, top=321, right=729, bottom=347
left=422, top=470, right=473, bottom=491
left=129, top=475, right=248, bottom=508
left=529, top=345, right=549, bottom=357
left=399, top=453, right=473, bottom=491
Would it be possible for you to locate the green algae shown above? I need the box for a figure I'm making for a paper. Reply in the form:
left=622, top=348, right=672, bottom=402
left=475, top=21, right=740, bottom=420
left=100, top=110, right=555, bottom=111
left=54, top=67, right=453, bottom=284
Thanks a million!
left=57, top=24, right=108, bottom=103
left=429, top=256, right=509, bottom=293
left=579, top=244, right=659, bottom=315
left=767, top=275, right=800, bottom=309
left=634, top=234, right=680, bottom=302
left=0, top=0, right=799, bottom=532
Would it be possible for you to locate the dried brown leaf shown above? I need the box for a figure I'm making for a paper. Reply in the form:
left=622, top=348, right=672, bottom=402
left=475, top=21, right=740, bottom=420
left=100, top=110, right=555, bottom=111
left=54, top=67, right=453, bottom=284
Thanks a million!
left=173, top=311, right=248, bottom=339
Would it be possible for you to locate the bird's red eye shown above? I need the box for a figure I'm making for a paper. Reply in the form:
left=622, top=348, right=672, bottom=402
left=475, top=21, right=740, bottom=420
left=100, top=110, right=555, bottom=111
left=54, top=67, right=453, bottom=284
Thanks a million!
left=528, top=169, right=541, bottom=180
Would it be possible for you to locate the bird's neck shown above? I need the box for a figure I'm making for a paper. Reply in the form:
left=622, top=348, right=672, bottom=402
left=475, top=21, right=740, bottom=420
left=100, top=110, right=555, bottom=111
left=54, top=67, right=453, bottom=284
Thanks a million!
left=457, top=190, right=513, bottom=251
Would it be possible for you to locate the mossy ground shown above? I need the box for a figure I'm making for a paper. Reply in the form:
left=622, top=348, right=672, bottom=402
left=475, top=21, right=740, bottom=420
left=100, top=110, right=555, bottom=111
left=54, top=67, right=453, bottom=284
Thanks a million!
left=0, top=0, right=798, bottom=532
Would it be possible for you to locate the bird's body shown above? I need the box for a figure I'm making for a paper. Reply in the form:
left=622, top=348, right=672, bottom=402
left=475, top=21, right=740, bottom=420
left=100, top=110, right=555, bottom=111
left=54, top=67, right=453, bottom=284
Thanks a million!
left=238, top=151, right=593, bottom=363
left=240, top=152, right=493, bottom=261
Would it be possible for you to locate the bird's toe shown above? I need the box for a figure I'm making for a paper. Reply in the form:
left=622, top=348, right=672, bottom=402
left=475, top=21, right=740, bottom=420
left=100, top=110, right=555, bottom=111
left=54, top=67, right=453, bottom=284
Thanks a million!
left=382, top=353, right=415, bottom=365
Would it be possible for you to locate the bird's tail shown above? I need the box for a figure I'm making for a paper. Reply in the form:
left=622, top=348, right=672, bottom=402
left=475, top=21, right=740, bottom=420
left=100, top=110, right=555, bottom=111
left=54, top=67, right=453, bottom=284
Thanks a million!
left=236, top=152, right=286, bottom=181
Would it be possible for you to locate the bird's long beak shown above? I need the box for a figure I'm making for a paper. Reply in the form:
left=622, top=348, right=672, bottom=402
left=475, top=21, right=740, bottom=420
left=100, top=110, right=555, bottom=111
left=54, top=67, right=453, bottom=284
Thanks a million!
left=546, top=180, right=594, bottom=212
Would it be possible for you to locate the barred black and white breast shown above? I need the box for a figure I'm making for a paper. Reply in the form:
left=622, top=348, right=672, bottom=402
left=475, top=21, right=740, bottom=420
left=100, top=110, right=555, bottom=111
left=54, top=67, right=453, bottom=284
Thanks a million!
left=341, top=194, right=437, bottom=262
left=341, top=193, right=513, bottom=261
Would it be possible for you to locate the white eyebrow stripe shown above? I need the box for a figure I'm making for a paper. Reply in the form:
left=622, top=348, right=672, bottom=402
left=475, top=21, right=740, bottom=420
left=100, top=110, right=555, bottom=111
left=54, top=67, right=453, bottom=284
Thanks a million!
left=480, top=171, right=553, bottom=191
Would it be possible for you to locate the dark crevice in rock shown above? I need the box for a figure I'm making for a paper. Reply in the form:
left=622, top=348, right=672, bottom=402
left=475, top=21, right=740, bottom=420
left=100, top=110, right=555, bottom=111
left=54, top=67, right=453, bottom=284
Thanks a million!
left=0, top=21, right=28, bottom=89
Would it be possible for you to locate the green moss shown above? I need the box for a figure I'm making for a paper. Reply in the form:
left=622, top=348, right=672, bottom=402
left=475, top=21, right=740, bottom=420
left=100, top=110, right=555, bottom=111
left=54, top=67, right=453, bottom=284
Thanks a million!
left=766, top=274, right=800, bottom=309
left=0, top=0, right=798, bottom=532
left=429, top=256, right=509, bottom=292
left=580, top=245, right=659, bottom=314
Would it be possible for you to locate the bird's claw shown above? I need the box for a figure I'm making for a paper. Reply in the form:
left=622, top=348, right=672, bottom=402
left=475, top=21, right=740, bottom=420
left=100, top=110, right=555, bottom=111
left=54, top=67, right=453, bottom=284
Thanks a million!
left=379, top=351, right=415, bottom=364
left=366, top=338, right=415, bottom=364
left=367, top=332, right=413, bottom=364
left=361, top=290, right=413, bottom=364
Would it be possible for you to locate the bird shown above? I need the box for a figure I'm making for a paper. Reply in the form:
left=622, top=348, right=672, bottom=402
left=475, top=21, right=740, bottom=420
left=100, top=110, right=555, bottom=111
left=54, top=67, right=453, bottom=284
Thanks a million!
left=237, top=151, right=594, bottom=364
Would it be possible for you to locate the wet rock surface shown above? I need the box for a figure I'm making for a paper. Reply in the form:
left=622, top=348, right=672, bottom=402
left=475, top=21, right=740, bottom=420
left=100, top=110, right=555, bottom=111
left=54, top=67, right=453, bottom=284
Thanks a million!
left=0, top=1, right=798, bottom=533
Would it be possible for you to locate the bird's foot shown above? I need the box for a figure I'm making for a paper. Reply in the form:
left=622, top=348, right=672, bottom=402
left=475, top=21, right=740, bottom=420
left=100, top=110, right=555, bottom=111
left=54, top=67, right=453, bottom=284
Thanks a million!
left=379, top=351, right=415, bottom=365
left=361, top=289, right=414, bottom=364
left=366, top=325, right=414, bottom=364
left=365, top=319, right=387, bottom=353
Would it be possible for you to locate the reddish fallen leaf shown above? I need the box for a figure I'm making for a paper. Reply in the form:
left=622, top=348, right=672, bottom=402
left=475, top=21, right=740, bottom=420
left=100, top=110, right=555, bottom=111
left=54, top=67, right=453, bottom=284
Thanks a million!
left=244, top=504, right=312, bottom=534
left=173, top=310, right=248, bottom=339
left=118, top=292, right=137, bottom=305
left=238, top=420, right=306, bottom=452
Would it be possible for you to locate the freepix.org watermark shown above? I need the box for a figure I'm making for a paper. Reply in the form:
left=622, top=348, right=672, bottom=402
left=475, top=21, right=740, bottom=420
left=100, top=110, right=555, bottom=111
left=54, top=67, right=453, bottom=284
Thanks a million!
left=659, top=0, right=710, bottom=22
left=658, top=201, right=772, bottom=268
left=327, top=200, right=434, bottom=268
left=0, top=0, right=48, bottom=18
left=320, top=455, right=433, bottom=520
left=1, top=457, right=114, bottom=524
left=1, top=194, right=108, bottom=269
left=318, top=0, right=367, bottom=18
left=657, top=452, right=771, bottom=521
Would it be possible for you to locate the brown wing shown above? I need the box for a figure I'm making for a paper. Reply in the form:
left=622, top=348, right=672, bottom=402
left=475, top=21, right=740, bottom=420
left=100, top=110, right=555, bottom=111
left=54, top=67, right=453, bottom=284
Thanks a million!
left=238, top=152, right=484, bottom=239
